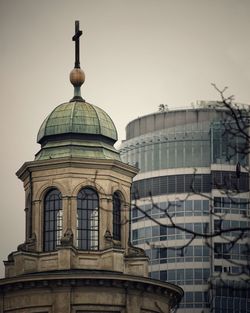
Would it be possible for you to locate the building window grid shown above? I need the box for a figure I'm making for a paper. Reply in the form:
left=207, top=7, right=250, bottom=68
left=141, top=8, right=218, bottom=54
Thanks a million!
left=145, top=245, right=210, bottom=264
left=132, top=222, right=209, bottom=246
left=131, top=199, right=210, bottom=223
left=121, top=121, right=249, bottom=172
left=120, top=128, right=212, bottom=173
left=131, top=172, right=248, bottom=200
left=214, top=242, right=249, bottom=261
left=212, top=171, right=249, bottom=192
left=214, top=282, right=250, bottom=313
left=178, top=291, right=209, bottom=308
left=122, top=117, right=250, bottom=313
left=131, top=174, right=212, bottom=199
left=214, top=196, right=249, bottom=215
left=77, top=188, right=99, bottom=250
left=150, top=268, right=210, bottom=285
left=211, top=121, right=248, bottom=167
left=43, top=189, right=62, bottom=252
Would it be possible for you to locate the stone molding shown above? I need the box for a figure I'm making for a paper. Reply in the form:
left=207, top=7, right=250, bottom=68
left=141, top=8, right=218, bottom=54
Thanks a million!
left=0, top=271, right=183, bottom=308
left=4, top=246, right=149, bottom=278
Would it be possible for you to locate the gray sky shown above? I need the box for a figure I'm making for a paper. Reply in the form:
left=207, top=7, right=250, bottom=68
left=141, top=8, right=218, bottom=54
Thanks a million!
left=0, top=0, right=250, bottom=277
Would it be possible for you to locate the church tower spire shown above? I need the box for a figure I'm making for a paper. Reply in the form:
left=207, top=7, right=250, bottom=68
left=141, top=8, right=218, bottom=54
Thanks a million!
left=0, top=21, right=183, bottom=313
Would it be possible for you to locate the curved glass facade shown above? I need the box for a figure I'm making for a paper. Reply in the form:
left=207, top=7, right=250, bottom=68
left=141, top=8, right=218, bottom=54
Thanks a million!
left=120, top=106, right=250, bottom=313
left=120, top=109, right=248, bottom=172
left=121, top=124, right=211, bottom=172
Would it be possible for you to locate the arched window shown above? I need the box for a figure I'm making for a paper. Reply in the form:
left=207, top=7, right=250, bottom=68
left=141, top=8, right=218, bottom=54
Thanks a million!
left=43, top=188, right=62, bottom=252
left=77, top=188, right=99, bottom=250
left=113, top=192, right=121, bottom=241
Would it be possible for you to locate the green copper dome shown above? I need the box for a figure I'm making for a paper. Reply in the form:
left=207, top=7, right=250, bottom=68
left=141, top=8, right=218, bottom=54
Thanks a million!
left=35, top=21, right=121, bottom=161
left=37, top=101, right=118, bottom=143
left=35, top=101, right=120, bottom=161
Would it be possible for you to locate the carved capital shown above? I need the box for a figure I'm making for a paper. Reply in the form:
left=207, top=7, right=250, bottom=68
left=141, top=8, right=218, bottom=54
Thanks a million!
left=127, top=243, right=146, bottom=257
left=104, top=230, right=122, bottom=249
left=17, top=233, right=37, bottom=252
left=60, top=228, right=74, bottom=246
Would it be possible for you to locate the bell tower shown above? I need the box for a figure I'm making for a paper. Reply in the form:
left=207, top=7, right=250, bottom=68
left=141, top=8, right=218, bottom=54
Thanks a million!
left=0, top=21, right=182, bottom=313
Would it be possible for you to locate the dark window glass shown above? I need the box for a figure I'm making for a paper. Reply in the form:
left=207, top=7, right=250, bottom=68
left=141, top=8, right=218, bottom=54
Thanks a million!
left=168, top=176, right=176, bottom=193
left=160, top=270, right=167, bottom=281
left=176, top=175, right=184, bottom=193
left=193, top=175, right=202, bottom=193
left=194, top=246, right=202, bottom=256
left=168, top=270, right=176, bottom=281
left=194, top=200, right=202, bottom=211
left=160, top=248, right=167, bottom=259
left=132, top=207, right=138, bottom=218
left=152, top=226, right=160, bottom=237
left=203, top=175, right=212, bottom=192
left=43, top=188, right=62, bottom=252
left=212, top=171, right=249, bottom=192
left=77, top=188, right=99, bottom=250
left=132, top=229, right=138, bottom=240
left=185, top=246, right=193, bottom=256
left=214, top=266, right=222, bottom=272
left=186, top=292, right=193, bottom=303
left=177, top=269, right=184, bottom=284
left=203, top=268, right=210, bottom=281
left=214, top=197, right=221, bottom=208
left=195, top=292, right=203, bottom=303
left=185, top=200, right=193, bottom=211
left=131, top=182, right=138, bottom=199
left=160, top=225, right=167, bottom=236
left=186, top=269, right=193, bottom=282
left=194, top=268, right=202, bottom=281
left=203, top=200, right=209, bottom=211
left=160, top=176, right=168, bottom=194
left=113, top=192, right=121, bottom=241
left=151, top=271, right=160, bottom=279
left=152, top=177, right=160, bottom=195
left=185, top=175, right=193, bottom=193
left=144, top=179, right=151, bottom=197
left=203, top=246, right=209, bottom=257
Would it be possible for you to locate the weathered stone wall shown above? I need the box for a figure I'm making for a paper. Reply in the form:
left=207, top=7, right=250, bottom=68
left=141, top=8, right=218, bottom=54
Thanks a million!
left=0, top=272, right=183, bottom=313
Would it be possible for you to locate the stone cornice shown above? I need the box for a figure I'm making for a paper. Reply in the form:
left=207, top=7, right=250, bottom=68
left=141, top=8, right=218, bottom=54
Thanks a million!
left=16, top=157, right=139, bottom=182
left=0, top=270, right=183, bottom=307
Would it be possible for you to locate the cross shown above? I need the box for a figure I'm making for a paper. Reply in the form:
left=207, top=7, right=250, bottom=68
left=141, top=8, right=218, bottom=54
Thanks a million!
left=72, top=20, right=83, bottom=68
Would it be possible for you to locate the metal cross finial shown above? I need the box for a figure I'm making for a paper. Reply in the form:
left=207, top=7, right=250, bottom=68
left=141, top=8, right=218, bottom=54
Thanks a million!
left=72, top=20, right=82, bottom=68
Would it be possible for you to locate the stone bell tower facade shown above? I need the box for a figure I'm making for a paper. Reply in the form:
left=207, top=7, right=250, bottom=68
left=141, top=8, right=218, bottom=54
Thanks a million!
left=0, top=21, right=182, bottom=313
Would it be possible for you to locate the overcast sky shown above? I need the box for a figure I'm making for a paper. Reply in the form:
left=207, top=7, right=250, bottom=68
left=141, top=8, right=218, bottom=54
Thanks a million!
left=0, top=0, right=250, bottom=277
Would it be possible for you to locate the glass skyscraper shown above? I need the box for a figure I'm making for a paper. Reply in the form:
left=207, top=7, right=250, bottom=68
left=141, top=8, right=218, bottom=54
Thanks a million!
left=120, top=102, right=250, bottom=313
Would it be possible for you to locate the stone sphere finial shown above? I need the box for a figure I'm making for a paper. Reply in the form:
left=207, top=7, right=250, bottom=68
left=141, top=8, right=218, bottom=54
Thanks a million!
left=70, top=68, right=85, bottom=87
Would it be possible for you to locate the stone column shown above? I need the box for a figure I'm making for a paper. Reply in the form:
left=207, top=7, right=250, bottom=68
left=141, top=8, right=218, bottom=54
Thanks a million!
left=53, top=287, right=71, bottom=313
left=33, top=200, right=42, bottom=251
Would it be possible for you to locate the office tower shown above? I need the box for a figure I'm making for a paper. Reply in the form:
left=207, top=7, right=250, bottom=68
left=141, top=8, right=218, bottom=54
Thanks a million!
left=120, top=103, right=250, bottom=313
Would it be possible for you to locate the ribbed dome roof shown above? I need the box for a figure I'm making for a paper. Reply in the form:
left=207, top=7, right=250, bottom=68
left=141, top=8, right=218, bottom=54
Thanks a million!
left=37, top=101, right=118, bottom=143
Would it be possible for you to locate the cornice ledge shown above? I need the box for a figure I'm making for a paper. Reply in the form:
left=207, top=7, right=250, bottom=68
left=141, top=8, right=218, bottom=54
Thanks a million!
left=16, top=157, right=139, bottom=181
left=0, top=271, right=183, bottom=306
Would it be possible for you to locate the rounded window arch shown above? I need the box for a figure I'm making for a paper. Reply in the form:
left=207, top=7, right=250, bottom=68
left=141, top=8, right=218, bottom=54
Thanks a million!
left=113, top=191, right=122, bottom=241
left=77, top=187, right=99, bottom=250
left=43, top=188, right=62, bottom=252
